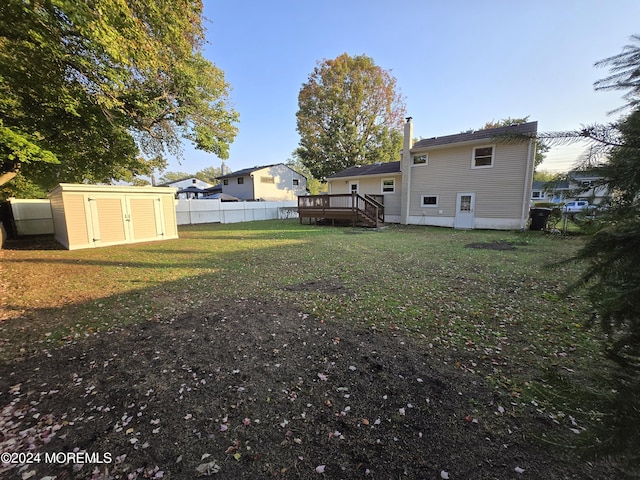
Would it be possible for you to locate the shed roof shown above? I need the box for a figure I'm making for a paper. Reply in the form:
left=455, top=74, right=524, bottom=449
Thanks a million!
left=327, top=161, right=401, bottom=179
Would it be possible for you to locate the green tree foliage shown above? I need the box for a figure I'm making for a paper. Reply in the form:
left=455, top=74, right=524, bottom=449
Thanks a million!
left=195, top=166, right=223, bottom=184
left=0, top=0, right=238, bottom=198
left=158, top=171, right=194, bottom=184
left=571, top=109, right=640, bottom=368
left=594, top=34, right=640, bottom=111
left=552, top=36, right=640, bottom=465
left=295, top=53, right=406, bottom=180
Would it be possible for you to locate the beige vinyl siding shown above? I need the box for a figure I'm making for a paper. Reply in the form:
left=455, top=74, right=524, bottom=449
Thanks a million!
left=163, top=197, right=178, bottom=239
left=65, top=194, right=91, bottom=247
left=252, top=165, right=307, bottom=201
left=49, top=192, right=69, bottom=248
left=47, top=184, right=177, bottom=250
left=129, top=198, right=158, bottom=241
left=328, top=174, right=401, bottom=216
left=409, top=142, right=529, bottom=218
left=93, top=198, right=127, bottom=244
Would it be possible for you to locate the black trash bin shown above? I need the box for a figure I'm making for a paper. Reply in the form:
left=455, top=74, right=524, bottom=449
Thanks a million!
left=529, top=208, right=551, bottom=231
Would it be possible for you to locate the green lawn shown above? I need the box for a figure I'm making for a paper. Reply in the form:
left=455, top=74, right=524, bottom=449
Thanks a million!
left=1, top=220, right=603, bottom=406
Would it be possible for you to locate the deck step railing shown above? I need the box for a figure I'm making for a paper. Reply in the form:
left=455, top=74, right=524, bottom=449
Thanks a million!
left=298, top=193, right=384, bottom=227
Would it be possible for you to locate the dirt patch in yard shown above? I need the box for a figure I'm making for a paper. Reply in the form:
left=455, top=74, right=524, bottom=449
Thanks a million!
left=465, top=241, right=527, bottom=251
left=0, top=297, right=629, bottom=479
left=283, top=279, right=352, bottom=295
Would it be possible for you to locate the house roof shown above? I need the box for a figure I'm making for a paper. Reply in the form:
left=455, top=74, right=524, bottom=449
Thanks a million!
left=412, top=121, right=538, bottom=150
left=217, top=163, right=281, bottom=180
left=156, top=176, right=199, bottom=187
left=327, top=161, right=401, bottom=179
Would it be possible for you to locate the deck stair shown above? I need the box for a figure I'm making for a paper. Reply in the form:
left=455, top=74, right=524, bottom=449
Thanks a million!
left=297, top=193, right=384, bottom=227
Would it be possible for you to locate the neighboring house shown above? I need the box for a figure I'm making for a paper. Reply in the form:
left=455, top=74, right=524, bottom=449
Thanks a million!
left=567, top=171, right=608, bottom=205
left=157, top=177, right=213, bottom=199
left=531, top=171, right=608, bottom=206
left=531, top=180, right=569, bottom=204
left=217, top=163, right=307, bottom=201
left=326, top=118, right=537, bottom=230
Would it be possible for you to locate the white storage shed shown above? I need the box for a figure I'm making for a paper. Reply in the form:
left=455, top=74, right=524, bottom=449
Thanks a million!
left=48, top=184, right=178, bottom=250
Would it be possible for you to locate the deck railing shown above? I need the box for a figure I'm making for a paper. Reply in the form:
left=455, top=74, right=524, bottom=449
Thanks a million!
left=297, top=193, right=384, bottom=226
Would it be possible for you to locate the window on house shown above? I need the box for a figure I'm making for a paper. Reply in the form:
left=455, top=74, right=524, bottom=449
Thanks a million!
left=382, top=178, right=395, bottom=193
left=412, top=154, right=427, bottom=165
left=261, top=176, right=275, bottom=184
left=581, top=180, right=593, bottom=187
left=472, top=145, right=494, bottom=168
left=237, top=177, right=244, bottom=184
left=192, top=179, right=197, bottom=184
left=532, top=191, right=542, bottom=199
left=421, top=195, right=439, bottom=207
left=223, top=179, right=229, bottom=185
left=293, top=179, right=299, bottom=186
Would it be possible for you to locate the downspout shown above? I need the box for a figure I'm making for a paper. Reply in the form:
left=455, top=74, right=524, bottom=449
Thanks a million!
left=520, top=138, right=535, bottom=230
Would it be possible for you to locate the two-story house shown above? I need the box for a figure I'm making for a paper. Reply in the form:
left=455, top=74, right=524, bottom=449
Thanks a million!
left=217, top=163, right=307, bottom=201
left=322, top=119, right=537, bottom=230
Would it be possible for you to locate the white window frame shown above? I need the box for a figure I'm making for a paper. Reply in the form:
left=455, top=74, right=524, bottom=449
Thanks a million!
left=412, top=154, right=428, bottom=166
left=381, top=178, right=395, bottom=194
left=471, top=145, right=495, bottom=169
left=420, top=194, right=439, bottom=207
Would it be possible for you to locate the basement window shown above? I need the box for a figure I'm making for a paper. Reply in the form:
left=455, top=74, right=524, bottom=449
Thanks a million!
left=421, top=195, right=439, bottom=207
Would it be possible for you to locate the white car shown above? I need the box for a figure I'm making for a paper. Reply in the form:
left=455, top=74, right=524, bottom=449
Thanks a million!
left=562, top=200, right=591, bottom=213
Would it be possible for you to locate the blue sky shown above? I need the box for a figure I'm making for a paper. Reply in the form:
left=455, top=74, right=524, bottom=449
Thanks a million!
left=163, top=0, right=640, bottom=178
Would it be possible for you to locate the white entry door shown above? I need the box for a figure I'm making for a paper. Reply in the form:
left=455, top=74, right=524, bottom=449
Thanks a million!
left=348, top=181, right=359, bottom=194
left=454, top=192, right=475, bottom=229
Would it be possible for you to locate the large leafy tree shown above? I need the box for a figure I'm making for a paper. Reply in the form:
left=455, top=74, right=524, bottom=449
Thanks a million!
left=0, top=0, right=238, bottom=198
left=295, top=53, right=406, bottom=180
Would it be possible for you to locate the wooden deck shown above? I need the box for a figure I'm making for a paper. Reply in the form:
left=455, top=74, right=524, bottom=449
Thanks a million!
left=298, top=193, right=384, bottom=227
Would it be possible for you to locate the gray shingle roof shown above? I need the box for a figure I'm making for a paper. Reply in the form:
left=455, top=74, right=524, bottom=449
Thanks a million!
left=217, top=163, right=281, bottom=180
left=327, top=161, right=401, bottom=179
left=412, top=121, right=538, bottom=150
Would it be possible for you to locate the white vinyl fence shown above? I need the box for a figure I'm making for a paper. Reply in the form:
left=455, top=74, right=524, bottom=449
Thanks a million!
left=175, top=199, right=298, bottom=225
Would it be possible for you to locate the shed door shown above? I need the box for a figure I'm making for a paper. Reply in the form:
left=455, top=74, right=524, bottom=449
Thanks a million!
left=454, top=193, right=475, bottom=229
left=127, top=196, right=164, bottom=242
left=88, top=196, right=129, bottom=246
